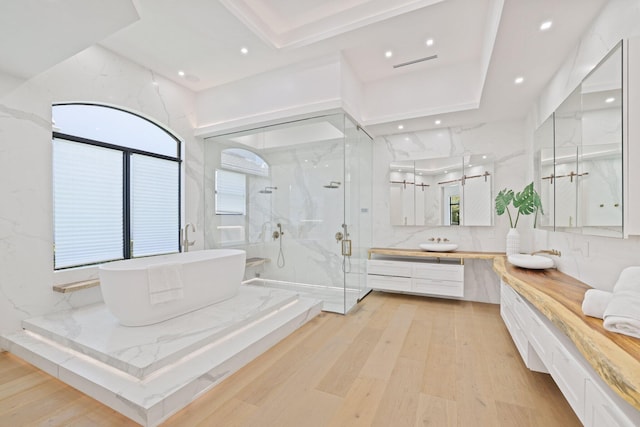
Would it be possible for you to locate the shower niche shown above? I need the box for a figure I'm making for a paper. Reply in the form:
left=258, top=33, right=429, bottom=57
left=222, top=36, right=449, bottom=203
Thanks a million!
left=203, top=112, right=373, bottom=314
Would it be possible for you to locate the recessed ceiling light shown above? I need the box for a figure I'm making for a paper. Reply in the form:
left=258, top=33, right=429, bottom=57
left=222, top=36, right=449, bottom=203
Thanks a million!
left=435, top=119, right=441, bottom=125
left=444, top=170, right=448, bottom=174
left=385, top=50, right=393, bottom=58
left=605, top=97, right=615, bottom=103
left=398, top=124, right=404, bottom=130
left=418, top=172, right=423, bottom=175
left=426, top=38, right=434, bottom=46
left=178, top=70, right=185, bottom=77
left=151, top=81, right=159, bottom=86
left=468, top=164, right=472, bottom=167
left=540, top=20, right=553, bottom=31
left=482, top=155, right=487, bottom=159
left=240, top=47, right=249, bottom=55
left=405, top=137, right=410, bottom=141
left=514, top=76, right=524, bottom=84
left=398, top=169, right=402, bottom=172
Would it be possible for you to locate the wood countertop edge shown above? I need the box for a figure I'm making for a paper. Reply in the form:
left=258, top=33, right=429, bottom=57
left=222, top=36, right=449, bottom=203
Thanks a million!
left=492, top=256, right=640, bottom=410
left=368, top=248, right=504, bottom=260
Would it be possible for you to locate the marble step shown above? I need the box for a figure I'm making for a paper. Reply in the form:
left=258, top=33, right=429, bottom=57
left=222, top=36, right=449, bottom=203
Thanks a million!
left=1, top=292, right=322, bottom=427
left=21, top=285, right=300, bottom=379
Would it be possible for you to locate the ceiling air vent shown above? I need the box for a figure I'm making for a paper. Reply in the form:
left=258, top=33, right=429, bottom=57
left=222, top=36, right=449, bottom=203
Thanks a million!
left=393, top=54, right=438, bottom=69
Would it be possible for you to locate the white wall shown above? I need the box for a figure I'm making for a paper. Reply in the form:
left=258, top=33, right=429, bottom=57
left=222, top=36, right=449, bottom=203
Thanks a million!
left=373, top=120, right=529, bottom=303
left=0, top=46, right=202, bottom=343
left=528, top=0, right=640, bottom=290
left=195, top=54, right=343, bottom=136
left=362, top=62, right=481, bottom=125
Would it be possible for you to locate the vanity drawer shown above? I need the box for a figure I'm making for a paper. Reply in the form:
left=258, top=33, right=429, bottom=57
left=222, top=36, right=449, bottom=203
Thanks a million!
left=412, top=263, right=463, bottom=281
left=367, top=274, right=411, bottom=292
left=584, top=378, right=640, bottom=427
left=367, top=260, right=412, bottom=277
left=501, top=303, right=528, bottom=361
left=412, top=278, right=464, bottom=297
left=549, top=337, right=588, bottom=421
left=526, top=303, right=553, bottom=366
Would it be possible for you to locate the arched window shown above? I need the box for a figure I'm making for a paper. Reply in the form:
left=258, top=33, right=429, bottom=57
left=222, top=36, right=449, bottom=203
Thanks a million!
left=52, top=104, right=181, bottom=269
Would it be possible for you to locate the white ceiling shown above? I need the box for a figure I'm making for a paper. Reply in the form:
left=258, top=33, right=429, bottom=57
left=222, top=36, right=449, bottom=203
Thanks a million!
left=0, top=0, right=139, bottom=97
left=2, top=0, right=609, bottom=135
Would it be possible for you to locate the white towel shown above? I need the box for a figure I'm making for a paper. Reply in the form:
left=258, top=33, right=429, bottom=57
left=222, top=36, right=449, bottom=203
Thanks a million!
left=603, top=267, right=640, bottom=339
left=582, top=289, right=613, bottom=319
left=147, top=263, right=184, bottom=305
left=612, top=266, right=640, bottom=292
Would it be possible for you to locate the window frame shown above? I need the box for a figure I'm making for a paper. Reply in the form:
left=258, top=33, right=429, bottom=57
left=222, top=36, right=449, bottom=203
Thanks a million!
left=52, top=104, right=182, bottom=270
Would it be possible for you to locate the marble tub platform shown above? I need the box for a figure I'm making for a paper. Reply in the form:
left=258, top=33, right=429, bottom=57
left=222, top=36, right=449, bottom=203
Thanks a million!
left=0, top=285, right=322, bottom=426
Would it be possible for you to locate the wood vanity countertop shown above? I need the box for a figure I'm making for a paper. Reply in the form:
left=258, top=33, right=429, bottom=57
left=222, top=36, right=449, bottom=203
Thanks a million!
left=493, top=256, right=640, bottom=411
left=367, top=248, right=505, bottom=260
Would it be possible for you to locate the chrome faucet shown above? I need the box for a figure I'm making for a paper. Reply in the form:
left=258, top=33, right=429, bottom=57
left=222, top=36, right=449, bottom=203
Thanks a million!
left=531, top=249, right=561, bottom=257
left=181, top=223, right=196, bottom=252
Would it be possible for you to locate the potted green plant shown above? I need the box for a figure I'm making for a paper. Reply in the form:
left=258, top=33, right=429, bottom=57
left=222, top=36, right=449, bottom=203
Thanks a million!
left=495, top=182, right=543, bottom=255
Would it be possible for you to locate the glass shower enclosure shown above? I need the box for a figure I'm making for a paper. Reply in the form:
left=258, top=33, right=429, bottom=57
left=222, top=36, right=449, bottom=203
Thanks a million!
left=203, top=112, right=372, bottom=314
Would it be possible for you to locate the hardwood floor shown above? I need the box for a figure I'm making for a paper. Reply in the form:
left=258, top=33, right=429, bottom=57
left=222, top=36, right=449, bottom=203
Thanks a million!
left=0, top=292, right=580, bottom=426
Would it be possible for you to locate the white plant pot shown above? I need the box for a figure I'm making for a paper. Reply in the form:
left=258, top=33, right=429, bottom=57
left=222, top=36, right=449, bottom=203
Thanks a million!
left=506, top=228, right=520, bottom=255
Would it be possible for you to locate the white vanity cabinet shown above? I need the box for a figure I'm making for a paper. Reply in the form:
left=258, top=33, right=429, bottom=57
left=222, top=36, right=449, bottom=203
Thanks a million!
left=500, top=282, right=640, bottom=426
left=367, top=259, right=464, bottom=298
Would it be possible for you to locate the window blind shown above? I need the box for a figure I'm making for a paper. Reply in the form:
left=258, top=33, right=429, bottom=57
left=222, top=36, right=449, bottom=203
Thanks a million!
left=131, top=154, right=180, bottom=257
left=53, top=139, right=124, bottom=268
left=215, top=169, right=246, bottom=215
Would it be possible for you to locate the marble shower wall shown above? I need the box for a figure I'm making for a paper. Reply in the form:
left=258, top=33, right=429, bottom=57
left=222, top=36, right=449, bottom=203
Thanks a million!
left=204, top=137, right=350, bottom=288
left=0, top=46, right=202, bottom=343
left=373, top=120, right=529, bottom=303
left=529, top=0, right=640, bottom=290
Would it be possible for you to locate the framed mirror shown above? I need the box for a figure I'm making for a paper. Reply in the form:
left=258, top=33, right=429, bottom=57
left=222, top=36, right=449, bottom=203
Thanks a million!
left=389, top=155, right=494, bottom=226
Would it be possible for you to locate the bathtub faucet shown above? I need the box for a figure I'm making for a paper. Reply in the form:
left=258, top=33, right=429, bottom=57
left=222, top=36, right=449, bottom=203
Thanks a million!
left=181, top=223, right=196, bottom=252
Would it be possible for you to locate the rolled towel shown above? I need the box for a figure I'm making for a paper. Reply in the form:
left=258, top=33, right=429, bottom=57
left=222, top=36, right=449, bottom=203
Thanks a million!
left=612, top=266, right=640, bottom=292
left=603, top=266, right=640, bottom=339
left=581, top=289, right=613, bottom=319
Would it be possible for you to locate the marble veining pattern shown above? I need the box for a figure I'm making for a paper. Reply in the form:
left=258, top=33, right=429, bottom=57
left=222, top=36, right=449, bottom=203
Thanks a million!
left=21, top=285, right=300, bottom=379
left=0, top=44, right=201, bottom=347
left=1, top=285, right=322, bottom=426
left=244, top=278, right=360, bottom=313
left=373, top=120, right=529, bottom=304
left=527, top=0, right=640, bottom=290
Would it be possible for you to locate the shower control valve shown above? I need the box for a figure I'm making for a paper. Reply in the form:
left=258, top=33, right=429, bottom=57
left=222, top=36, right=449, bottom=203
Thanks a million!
left=335, top=231, right=344, bottom=242
left=272, top=231, right=280, bottom=240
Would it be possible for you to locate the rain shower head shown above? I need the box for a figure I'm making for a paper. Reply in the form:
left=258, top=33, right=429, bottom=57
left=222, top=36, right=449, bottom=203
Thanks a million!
left=259, top=186, right=278, bottom=194
left=323, top=181, right=341, bottom=189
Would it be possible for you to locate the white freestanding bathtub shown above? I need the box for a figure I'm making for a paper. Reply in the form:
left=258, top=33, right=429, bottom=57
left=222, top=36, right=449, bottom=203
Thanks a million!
left=99, top=249, right=246, bottom=326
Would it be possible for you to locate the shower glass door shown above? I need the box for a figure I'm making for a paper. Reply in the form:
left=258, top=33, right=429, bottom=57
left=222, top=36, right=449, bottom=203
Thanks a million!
left=204, top=112, right=371, bottom=314
left=343, top=116, right=373, bottom=312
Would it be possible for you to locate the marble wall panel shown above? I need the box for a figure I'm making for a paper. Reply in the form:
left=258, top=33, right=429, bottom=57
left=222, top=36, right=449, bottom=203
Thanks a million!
left=372, top=120, right=529, bottom=303
left=0, top=46, right=199, bottom=344
left=528, top=0, right=640, bottom=289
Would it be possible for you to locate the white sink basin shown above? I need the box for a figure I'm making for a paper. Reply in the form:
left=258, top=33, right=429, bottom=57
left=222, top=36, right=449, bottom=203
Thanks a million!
left=508, top=254, right=555, bottom=269
left=419, top=243, right=458, bottom=252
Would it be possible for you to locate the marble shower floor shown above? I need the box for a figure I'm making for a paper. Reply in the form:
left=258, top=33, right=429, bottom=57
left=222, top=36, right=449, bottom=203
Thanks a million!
left=243, top=278, right=362, bottom=313
left=1, top=284, right=322, bottom=426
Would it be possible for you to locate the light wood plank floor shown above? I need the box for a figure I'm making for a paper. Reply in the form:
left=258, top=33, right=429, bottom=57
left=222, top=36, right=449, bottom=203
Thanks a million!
left=0, top=292, right=580, bottom=426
